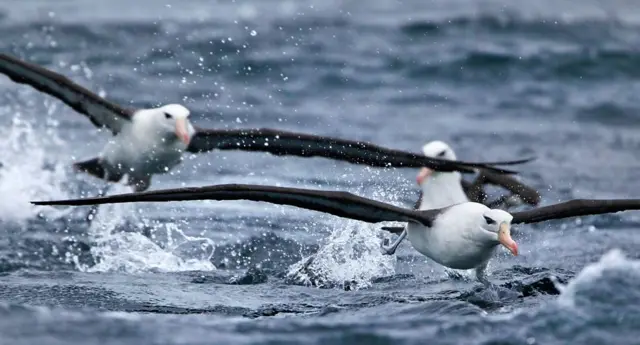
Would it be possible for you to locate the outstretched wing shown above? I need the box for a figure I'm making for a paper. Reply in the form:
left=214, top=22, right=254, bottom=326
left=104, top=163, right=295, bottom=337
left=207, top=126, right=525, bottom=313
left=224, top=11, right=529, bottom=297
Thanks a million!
left=186, top=128, right=534, bottom=174
left=472, top=169, right=541, bottom=206
left=0, top=53, right=133, bottom=134
left=379, top=226, right=405, bottom=234
left=31, top=184, right=440, bottom=227
left=511, top=199, right=640, bottom=224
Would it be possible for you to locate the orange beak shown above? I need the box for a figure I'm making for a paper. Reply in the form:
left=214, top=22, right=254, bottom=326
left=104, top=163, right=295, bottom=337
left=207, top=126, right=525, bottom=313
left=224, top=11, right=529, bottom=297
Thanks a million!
left=498, top=222, right=518, bottom=256
left=175, top=118, right=191, bottom=145
left=416, top=167, right=432, bottom=185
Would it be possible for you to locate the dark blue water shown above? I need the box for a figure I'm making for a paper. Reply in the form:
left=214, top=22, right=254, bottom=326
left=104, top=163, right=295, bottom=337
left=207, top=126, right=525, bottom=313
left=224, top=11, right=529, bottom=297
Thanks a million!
left=2, top=0, right=640, bottom=344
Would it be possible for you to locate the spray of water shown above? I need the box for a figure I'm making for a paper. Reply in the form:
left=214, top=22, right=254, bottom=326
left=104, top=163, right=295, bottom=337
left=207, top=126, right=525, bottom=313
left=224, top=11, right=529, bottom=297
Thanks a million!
left=0, top=56, right=218, bottom=273
left=285, top=169, right=407, bottom=290
left=287, top=219, right=397, bottom=290
left=0, top=114, right=72, bottom=224
left=77, top=183, right=216, bottom=273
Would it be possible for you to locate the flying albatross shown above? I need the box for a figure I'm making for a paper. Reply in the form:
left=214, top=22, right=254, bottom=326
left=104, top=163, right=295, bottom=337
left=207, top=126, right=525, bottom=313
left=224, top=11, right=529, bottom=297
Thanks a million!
left=0, top=53, right=532, bottom=192
left=416, top=140, right=540, bottom=210
left=379, top=140, right=542, bottom=255
left=31, top=184, right=640, bottom=286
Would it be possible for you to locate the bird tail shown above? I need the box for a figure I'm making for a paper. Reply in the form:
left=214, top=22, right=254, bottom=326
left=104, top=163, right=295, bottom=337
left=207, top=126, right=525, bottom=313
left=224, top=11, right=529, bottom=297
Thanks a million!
left=73, top=157, right=122, bottom=182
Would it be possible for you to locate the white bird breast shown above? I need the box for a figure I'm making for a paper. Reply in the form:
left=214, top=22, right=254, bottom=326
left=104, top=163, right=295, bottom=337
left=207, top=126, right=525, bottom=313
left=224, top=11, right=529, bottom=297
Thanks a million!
left=406, top=203, right=496, bottom=270
left=419, top=171, right=468, bottom=210
left=100, top=113, right=188, bottom=176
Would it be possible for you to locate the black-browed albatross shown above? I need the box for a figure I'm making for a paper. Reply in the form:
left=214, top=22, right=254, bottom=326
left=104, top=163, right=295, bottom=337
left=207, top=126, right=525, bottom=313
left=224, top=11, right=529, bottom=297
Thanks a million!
left=416, top=140, right=540, bottom=210
left=31, top=184, right=640, bottom=286
left=0, top=53, right=532, bottom=192
left=380, top=140, right=541, bottom=255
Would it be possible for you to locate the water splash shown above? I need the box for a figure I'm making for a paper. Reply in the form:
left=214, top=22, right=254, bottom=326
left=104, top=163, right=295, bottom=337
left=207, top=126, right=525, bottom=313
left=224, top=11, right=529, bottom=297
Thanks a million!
left=0, top=115, right=72, bottom=224
left=78, top=189, right=216, bottom=273
left=0, top=104, right=216, bottom=273
left=286, top=219, right=396, bottom=290
left=81, top=230, right=216, bottom=273
left=285, top=179, right=402, bottom=290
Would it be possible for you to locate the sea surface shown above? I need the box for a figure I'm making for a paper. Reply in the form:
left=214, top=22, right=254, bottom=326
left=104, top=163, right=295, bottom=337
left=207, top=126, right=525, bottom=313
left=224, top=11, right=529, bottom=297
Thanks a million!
left=1, top=0, right=640, bottom=344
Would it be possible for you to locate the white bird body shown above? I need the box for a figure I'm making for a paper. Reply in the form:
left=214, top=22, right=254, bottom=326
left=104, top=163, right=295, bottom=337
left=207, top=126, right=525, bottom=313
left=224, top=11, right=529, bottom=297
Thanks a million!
left=407, top=203, right=498, bottom=270
left=385, top=141, right=512, bottom=283
left=81, top=104, right=195, bottom=191
left=101, top=108, right=190, bottom=177
left=418, top=171, right=468, bottom=210
left=417, top=140, right=469, bottom=210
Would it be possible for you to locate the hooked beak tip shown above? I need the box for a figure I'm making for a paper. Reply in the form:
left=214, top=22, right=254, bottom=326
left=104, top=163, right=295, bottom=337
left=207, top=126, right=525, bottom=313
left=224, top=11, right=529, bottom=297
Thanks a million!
left=498, top=223, right=518, bottom=256
left=179, top=133, right=190, bottom=145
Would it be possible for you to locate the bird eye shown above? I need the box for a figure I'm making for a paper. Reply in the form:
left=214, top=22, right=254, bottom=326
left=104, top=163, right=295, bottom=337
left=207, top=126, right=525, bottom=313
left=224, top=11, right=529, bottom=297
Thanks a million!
left=437, top=150, right=447, bottom=157
left=483, top=216, right=496, bottom=225
left=164, top=112, right=173, bottom=119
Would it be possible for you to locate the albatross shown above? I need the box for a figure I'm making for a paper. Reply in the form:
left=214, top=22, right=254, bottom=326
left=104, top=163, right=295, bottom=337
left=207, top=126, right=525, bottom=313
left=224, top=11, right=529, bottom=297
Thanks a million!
left=0, top=53, right=532, bottom=192
left=416, top=140, right=541, bottom=210
left=31, top=184, right=640, bottom=286
left=380, top=140, right=542, bottom=255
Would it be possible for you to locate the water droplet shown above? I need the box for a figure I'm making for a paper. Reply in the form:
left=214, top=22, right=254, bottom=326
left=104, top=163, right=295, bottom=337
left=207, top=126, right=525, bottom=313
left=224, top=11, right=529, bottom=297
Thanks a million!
left=250, top=30, right=257, bottom=36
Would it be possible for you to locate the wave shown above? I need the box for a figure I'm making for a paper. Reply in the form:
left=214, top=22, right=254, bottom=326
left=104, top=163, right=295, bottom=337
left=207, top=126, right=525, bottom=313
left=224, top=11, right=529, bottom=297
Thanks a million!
left=576, top=102, right=640, bottom=127
left=0, top=250, right=638, bottom=345
left=400, top=12, right=630, bottom=37
left=388, top=47, right=640, bottom=84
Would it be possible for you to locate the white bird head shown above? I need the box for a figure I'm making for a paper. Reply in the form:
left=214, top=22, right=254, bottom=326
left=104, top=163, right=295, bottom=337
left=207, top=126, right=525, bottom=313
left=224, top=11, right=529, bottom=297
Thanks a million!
left=155, top=104, right=195, bottom=145
left=416, top=140, right=458, bottom=186
left=480, top=208, right=518, bottom=256
left=422, top=140, right=457, bottom=160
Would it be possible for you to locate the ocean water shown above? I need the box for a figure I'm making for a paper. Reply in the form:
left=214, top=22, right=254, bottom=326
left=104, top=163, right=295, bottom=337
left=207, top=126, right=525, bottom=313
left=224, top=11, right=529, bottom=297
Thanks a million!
left=1, top=0, right=640, bottom=344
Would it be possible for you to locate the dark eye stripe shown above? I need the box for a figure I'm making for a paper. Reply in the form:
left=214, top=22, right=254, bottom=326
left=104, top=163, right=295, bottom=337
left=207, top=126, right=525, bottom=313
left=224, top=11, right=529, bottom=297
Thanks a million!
left=164, top=112, right=173, bottom=119
left=437, top=150, right=446, bottom=157
left=483, top=216, right=496, bottom=225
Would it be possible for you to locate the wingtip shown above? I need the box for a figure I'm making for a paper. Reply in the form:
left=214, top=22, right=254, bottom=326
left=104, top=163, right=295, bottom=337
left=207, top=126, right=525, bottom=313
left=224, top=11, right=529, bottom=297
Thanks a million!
left=484, top=166, right=519, bottom=175
left=31, top=200, right=72, bottom=206
left=380, top=226, right=405, bottom=234
left=509, top=156, right=537, bottom=165
left=481, top=156, right=538, bottom=166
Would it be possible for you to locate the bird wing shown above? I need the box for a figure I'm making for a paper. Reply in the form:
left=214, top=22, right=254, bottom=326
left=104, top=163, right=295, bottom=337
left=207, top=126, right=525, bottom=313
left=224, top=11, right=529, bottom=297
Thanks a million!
left=0, top=53, right=133, bottom=134
left=32, top=183, right=442, bottom=227
left=511, top=199, right=640, bottom=224
left=186, top=128, right=534, bottom=175
left=474, top=169, right=541, bottom=206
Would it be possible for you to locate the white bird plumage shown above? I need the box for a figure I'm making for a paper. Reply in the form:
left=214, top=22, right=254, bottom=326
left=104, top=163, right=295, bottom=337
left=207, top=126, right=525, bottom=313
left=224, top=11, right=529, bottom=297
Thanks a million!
left=382, top=140, right=515, bottom=283
left=94, top=104, right=195, bottom=191
left=416, top=140, right=469, bottom=210
left=405, top=202, right=516, bottom=285
left=382, top=140, right=471, bottom=256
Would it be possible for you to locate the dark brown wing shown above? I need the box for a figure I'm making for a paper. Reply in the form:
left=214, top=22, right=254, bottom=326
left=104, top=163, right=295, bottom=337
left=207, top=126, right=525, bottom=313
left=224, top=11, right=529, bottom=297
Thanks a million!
left=461, top=177, right=488, bottom=204
left=511, top=199, right=640, bottom=224
left=475, top=169, right=541, bottom=206
left=31, top=183, right=440, bottom=227
left=186, top=128, right=534, bottom=174
left=0, top=53, right=133, bottom=134
left=380, top=226, right=405, bottom=234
